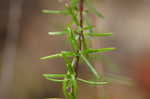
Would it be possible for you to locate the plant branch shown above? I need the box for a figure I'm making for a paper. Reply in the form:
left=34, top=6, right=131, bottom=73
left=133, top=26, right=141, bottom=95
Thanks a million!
left=75, top=0, right=84, bottom=77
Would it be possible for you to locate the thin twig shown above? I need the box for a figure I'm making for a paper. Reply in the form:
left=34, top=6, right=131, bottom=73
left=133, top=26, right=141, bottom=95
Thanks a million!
left=75, top=0, right=84, bottom=77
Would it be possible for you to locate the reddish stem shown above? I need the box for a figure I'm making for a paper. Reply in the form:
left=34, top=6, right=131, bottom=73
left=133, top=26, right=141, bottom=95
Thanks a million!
left=80, top=0, right=84, bottom=29
left=75, top=0, right=84, bottom=77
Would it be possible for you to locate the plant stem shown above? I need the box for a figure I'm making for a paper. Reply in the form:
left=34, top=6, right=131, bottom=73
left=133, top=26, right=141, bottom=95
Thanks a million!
left=75, top=0, right=84, bottom=77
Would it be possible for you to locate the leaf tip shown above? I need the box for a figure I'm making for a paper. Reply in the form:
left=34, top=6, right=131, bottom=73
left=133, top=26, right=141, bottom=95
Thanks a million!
left=111, top=47, right=117, bottom=51
left=42, top=74, right=47, bottom=77
left=40, top=57, right=46, bottom=60
left=41, top=9, right=49, bottom=14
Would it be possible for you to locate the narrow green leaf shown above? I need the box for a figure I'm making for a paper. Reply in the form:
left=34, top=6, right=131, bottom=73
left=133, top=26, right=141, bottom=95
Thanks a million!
left=70, top=0, right=79, bottom=8
left=40, top=53, right=62, bottom=60
left=40, top=51, right=76, bottom=60
left=83, top=25, right=94, bottom=30
left=82, top=48, right=116, bottom=54
left=72, top=80, right=77, bottom=97
left=66, top=64, right=73, bottom=74
left=67, top=27, right=79, bottom=50
left=63, top=77, right=69, bottom=98
left=78, top=25, right=94, bottom=33
left=86, top=33, right=112, bottom=37
left=43, top=74, right=65, bottom=78
left=80, top=53, right=100, bottom=79
left=62, top=52, right=72, bottom=65
left=65, top=5, right=79, bottom=26
left=62, top=51, right=77, bottom=57
left=48, top=32, right=66, bottom=35
left=71, top=58, right=77, bottom=66
left=44, top=78, right=64, bottom=82
left=42, top=9, right=69, bottom=14
left=43, top=74, right=64, bottom=82
left=77, top=78, right=108, bottom=85
left=71, top=75, right=77, bottom=99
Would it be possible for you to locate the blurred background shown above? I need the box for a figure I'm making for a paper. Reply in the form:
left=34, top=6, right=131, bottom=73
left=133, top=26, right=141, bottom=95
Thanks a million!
left=1, top=0, right=150, bottom=99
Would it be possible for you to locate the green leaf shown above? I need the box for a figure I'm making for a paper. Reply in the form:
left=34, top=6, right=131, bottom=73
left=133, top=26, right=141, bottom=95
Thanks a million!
left=62, top=52, right=72, bottom=65
left=40, top=51, right=76, bottom=60
left=67, top=27, right=79, bottom=50
left=67, top=64, right=75, bottom=75
left=63, top=77, right=69, bottom=98
left=86, top=33, right=112, bottom=37
left=83, top=25, right=94, bottom=30
left=43, top=74, right=65, bottom=78
left=48, top=32, right=66, bottom=35
left=43, top=74, right=64, bottom=82
left=71, top=75, right=77, bottom=99
left=78, top=25, right=94, bottom=33
left=65, top=5, right=79, bottom=26
left=62, top=51, right=77, bottom=57
left=80, top=53, right=100, bottom=79
left=70, top=0, right=79, bottom=8
left=42, top=9, right=69, bottom=14
left=40, top=53, right=62, bottom=60
left=82, top=48, right=116, bottom=54
left=77, top=78, right=108, bottom=85
left=44, top=77, right=64, bottom=82
left=71, top=58, right=77, bottom=66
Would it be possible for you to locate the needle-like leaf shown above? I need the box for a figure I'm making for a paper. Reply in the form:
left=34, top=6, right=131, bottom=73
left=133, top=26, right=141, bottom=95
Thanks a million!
left=83, top=25, right=94, bottom=30
left=77, top=78, right=108, bottom=85
left=40, top=51, right=76, bottom=60
left=65, top=4, right=79, bottom=26
left=43, top=74, right=64, bottom=82
left=85, top=33, right=112, bottom=37
left=40, top=53, right=62, bottom=60
left=82, top=48, right=116, bottom=54
left=43, top=74, right=65, bottom=78
left=63, top=77, right=70, bottom=98
left=42, top=9, right=69, bottom=15
left=70, top=0, right=79, bottom=8
left=44, top=78, right=64, bottom=82
left=80, top=52, right=100, bottom=79
left=71, top=75, right=77, bottom=99
left=67, top=27, right=79, bottom=50
left=48, top=32, right=66, bottom=35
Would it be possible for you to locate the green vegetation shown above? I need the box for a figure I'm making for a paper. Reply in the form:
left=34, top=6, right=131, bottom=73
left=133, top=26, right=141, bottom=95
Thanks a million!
left=41, top=0, right=115, bottom=99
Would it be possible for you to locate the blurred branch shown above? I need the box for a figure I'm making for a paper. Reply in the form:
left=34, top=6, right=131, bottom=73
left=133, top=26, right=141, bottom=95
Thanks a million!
left=0, top=0, right=24, bottom=98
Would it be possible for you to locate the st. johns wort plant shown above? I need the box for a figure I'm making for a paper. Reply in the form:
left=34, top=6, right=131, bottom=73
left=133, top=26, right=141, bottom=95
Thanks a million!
left=40, top=0, right=115, bottom=99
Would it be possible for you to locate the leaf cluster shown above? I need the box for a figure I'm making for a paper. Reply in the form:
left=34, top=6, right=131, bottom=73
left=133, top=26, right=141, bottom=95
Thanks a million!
left=41, top=0, right=115, bottom=99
